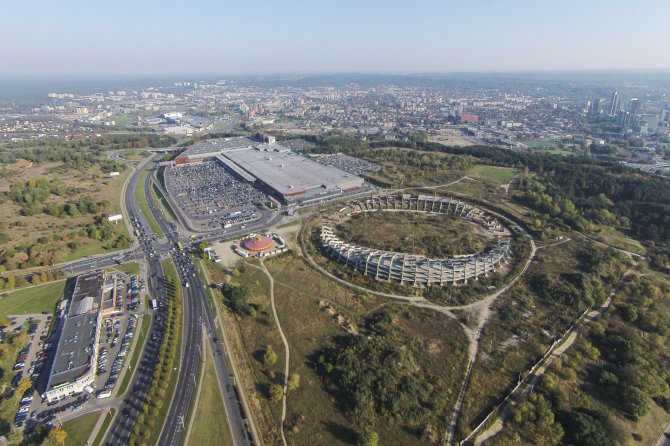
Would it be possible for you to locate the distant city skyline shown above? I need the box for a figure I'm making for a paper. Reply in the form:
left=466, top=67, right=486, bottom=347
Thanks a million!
left=2, top=0, right=670, bottom=75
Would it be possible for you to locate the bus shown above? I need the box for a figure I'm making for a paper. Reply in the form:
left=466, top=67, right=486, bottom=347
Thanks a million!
left=150, top=299, right=158, bottom=311
left=177, top=241, right=184, bottom=251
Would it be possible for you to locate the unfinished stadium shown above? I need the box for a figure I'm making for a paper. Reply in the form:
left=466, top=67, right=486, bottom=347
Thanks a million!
left=319, top=194, right=513, bottom=286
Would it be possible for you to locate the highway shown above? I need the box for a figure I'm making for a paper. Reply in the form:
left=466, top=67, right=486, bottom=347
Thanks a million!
left=146, top=163, right=253, bottom=446
left=42, top=152, right=274, bottom=445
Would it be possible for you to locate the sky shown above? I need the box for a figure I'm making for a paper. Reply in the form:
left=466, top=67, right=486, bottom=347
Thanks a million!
left=1, top=0, right=670, bottom=75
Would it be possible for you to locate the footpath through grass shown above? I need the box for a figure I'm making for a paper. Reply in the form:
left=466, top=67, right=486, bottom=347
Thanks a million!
left=466, top=165, right=518, bottom=184
left=63, top=411, right=101, bottom=446
left=116, top=314, right=149, bottom=396
left=92, top=409, right=116, bottom=446
left=0, top=279, right=66, bottom=316
left=187, top=344, right=234, bottom=446
left=134, top=164, right=163, bottom=237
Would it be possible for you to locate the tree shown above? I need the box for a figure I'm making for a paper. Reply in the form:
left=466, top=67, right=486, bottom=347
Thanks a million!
left=49, top=426, right=68, bottom=445
left=358, top=429, right=378, bottom=446
left=288, top=373, right=300, bottom=391
left=269, top=384, right=283, bottom=404
left=17, top=377, right=32, bottom=395
left=263, top=345, right=278, bottom=367
left=561, top=411, right=611, bottom=446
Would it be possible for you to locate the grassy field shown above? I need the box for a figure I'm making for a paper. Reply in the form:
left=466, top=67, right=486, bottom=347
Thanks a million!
left=134, top=164, right=163, bottom=237
left=210, top=251, right=469, bottom=445
left=0, top=279, right=67, bottom=316
left=116, top=314, right=148, bottom=396
left=457, top=241, right=590, bottom=438
left=336, top=211, right=496, bottom=257
left=92, top=409, right=116, bottom=446
left=106, top=261, right=140, bottom=276
left=0, top=330, right=30, bottom=436
left=586, top=225, right=646, bottom=255
left=0, top=162, right=131, bottom=266
left=275, top=219, right=304, bottom=229
left=187, top=345, right=234, bottom=446
left=152, top=182, right=179, bottom=222
left=63, top=411, right=101, bottom=446
left=266, top=253, right=469, bottom=445
left=465, top=165, right=518, bottom=184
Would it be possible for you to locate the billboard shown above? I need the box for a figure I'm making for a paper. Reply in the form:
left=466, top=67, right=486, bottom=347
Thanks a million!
left=109, top=171, right=120, bottom=177
left=108, top=214, right=123, bottom=222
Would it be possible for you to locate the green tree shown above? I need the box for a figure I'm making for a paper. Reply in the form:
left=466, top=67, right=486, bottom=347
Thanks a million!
left=263, top=345, right=278, bottom=367
left=288, top=373, right=300, bottom=391
left=269, top=384, right=283, bottom=404
left=358, top=429, right=378, bottom=446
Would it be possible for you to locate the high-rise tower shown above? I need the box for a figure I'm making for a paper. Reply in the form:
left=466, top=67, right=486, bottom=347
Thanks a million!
left=608, top=90, right=621, bottom=115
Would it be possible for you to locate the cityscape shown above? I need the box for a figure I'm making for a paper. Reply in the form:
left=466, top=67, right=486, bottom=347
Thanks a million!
left=1, top=2, right=670, bottom=446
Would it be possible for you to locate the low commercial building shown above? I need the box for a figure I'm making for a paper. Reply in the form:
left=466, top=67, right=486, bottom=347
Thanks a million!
left=43, top=272, right=105, bottom=403
left=174, top=135, right=365, bottom=204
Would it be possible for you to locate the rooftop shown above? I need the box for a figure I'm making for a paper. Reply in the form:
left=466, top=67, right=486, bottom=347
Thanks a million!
left=179, top=136, right=255, bottom=158
left=47, top=272, right=103, bottom=391
left=223, top=148, right=362, bottom=196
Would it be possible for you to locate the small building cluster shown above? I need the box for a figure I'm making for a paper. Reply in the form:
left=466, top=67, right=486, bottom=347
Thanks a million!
left=233, top=233, right=288, bottom=258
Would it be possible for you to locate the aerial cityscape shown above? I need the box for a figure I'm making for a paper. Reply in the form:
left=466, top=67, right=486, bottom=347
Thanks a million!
left=1, top=1, right=670, bottom=446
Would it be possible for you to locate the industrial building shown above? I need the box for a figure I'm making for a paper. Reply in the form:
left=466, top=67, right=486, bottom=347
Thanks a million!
left=173, top=136, right=365, bottom=204
left=319, top=194, right=512, bottom=286
left=43, top=272, right=105, bottom=403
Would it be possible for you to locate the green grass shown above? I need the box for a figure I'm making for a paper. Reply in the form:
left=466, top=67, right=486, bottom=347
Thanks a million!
left=465, top=165, right=519, bottom=184
left=106, top=261, right=140, bottom=276
left=188, top=346, right=234, bottom=446
left=134, top=165, right=163, bottom=237
left=63, top=411, right=101, bottom=446
left=116, top=314, right=149, bottom=396
left=92, top=409, right=116, bottom=446
left=276, top=219, right=304, bottom=229
left=0, top=279, right=66, bottom=316
left=152, top=182, right=179, bottom=222
left=543, top=149, right=574, bottom=156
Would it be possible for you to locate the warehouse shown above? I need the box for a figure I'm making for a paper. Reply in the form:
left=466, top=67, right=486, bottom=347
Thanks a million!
left=43, top=272, right=105, bottom=403
left=173, top=136, right=365, bottom=204
left=174, top=136, right=255, bottom=164
left=221, top=148, right=364, bottom=204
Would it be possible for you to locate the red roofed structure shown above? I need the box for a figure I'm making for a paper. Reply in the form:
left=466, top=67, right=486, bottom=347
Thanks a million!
left=243, top=236, right=273, bottom=252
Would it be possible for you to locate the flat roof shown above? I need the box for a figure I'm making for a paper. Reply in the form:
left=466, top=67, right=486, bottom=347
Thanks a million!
left=223, top=149, right=363, bottom=196
left=179, top=136, right=255, bottom=158
left=47, top=272, right=103, bottom=391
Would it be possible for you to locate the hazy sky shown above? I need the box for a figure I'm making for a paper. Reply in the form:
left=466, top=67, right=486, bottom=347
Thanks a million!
left=2, top=0, right=669, bottom=74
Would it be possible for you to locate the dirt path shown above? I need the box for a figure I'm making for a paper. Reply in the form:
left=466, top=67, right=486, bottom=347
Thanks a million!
left=258, top=261, right=289, bottom=446
left=470, top=291, right=616, bottom=446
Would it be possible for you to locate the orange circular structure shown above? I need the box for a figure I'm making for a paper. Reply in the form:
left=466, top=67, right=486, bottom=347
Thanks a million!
left=243, top=235, right=273, bottom=252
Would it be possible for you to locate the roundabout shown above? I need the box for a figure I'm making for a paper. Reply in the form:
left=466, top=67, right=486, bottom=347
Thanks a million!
left=317, top=194, right=516, bottom=287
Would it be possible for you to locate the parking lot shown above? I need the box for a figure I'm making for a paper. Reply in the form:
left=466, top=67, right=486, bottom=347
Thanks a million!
left=313, top=153, right=380, bottom=175
left=165, top=161, right=266, bottom=223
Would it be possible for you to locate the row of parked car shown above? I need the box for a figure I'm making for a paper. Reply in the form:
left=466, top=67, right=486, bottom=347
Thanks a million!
left=14, top=394, right=34, bottom=427
left=98, top=314, right=138, bottom=397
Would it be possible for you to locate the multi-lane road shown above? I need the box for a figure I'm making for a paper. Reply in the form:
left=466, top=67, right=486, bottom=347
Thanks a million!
left=93, top=154, right=256, bottom=446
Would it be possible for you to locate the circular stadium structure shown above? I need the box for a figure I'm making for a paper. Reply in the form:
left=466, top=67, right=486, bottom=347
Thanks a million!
left=319, top=194, right=514, bottom=286
left=243, top=235, right=274, bottom=252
